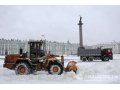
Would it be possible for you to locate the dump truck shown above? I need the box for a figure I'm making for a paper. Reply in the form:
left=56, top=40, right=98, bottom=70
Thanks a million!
left=77, top=47, right=113, bottom=61
left=3, top=40, right=78, bottom=75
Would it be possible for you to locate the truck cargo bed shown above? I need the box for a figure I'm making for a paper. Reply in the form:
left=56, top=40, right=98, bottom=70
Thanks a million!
left=78, top=48, right=101, bottom=56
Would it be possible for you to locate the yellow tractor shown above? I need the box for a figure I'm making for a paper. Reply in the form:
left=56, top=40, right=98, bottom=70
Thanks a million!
left=3, top=40, right=78, bottom=75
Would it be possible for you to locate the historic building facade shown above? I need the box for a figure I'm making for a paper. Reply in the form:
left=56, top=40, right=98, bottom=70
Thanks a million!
left=0, top=39, right=27, bottom=55
left=1, top=38, right=119, bottom=55
left=46, top=41, right=79, bottom=55
left=92, top=42, right=120, bottom=54
left=0, top=39, right=79, bottom=55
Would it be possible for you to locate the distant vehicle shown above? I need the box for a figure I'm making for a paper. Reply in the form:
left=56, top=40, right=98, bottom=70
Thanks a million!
left=77, top=47, right=113, bottom=61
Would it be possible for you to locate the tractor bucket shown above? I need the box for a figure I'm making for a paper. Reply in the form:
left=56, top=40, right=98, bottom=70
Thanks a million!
left=64, top=61, right=78, bottom=74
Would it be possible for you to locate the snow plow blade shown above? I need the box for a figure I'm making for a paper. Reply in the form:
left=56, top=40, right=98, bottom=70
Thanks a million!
left=64, top=61, right=78, bottom=74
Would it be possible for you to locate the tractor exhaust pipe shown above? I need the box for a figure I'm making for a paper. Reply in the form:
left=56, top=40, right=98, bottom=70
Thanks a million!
left=61, top=56, right=64, bottom=66
left=19, top=47, right=23, bottom=55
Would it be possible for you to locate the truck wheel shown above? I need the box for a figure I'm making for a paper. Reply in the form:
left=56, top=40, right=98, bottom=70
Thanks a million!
left=104, top=57, right=109, bottom=61
left=80, top=57, right=82, bottom=60
left=82, top=57, right=87, bottom=61
left=102, top=57, right=109, bottom=61
left=48, top=62, right=63, bottom=75
left=15, top=63, right=31, bottom=75
left=88, top=57, right=93, bottom=61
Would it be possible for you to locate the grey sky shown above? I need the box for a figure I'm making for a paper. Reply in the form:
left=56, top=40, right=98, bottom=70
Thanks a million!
left=0, top=5, right=120, bottom=45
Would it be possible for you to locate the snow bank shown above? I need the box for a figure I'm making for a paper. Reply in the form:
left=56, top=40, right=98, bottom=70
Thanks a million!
left=0, top=54, right=120, bottom=84
left=0, top=55, right=5, bottom=59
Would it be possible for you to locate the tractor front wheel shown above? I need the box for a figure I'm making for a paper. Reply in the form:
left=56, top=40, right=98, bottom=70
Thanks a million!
left=48, top=62, right=63, bottom=75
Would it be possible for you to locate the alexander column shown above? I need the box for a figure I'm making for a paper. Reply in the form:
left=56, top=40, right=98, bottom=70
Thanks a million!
left=78, top=16, right=83, bottom=48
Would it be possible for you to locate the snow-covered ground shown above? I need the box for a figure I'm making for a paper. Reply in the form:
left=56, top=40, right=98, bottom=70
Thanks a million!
left=0, top=54, right=120, bottom=84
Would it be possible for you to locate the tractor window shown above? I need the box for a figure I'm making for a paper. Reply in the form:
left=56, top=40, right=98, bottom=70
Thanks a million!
left=41, top=43, right=44, bottom=50
left=29, top=41, right=45, bottom=58
left=41, top=41, right=46, bottom=51
left=34, top=44, right=36, bottom=48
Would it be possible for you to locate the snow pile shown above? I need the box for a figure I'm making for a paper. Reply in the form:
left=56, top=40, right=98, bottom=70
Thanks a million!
left=0, top=55, right=5, bottom=59
left=0, top=54, right=120, bottom=84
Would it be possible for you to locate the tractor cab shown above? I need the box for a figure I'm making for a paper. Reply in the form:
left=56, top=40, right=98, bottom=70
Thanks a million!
left=19, top=40, right=46, bottom=59
left=28, top=40, right=46, bottom=59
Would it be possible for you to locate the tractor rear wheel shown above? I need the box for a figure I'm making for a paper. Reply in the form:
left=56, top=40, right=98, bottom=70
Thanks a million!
left=15, top=62, right=31, bottom=75
left=48, top=62, right=63, bottom=75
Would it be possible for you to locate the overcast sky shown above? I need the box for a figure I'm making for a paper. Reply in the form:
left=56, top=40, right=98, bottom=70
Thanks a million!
left=0, top=5, right=120, bottom=45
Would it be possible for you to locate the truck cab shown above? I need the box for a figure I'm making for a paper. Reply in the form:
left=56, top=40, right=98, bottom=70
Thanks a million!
left=102, top=48, right=113, bottom=60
